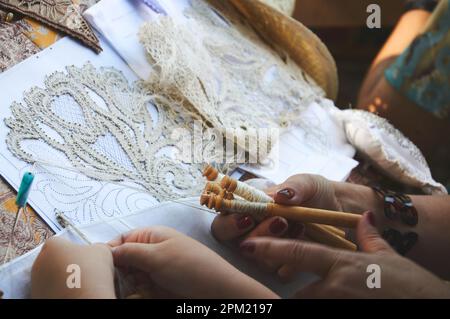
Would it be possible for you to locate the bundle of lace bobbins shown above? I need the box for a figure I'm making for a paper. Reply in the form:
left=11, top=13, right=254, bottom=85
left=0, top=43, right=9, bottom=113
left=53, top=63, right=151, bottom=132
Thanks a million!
left=201, top=165, right=359, bottom=251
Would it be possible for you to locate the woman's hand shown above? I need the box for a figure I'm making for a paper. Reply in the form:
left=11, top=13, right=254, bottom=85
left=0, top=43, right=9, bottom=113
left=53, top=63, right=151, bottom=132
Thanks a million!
left=109, top=226, right=278, bottom=299
left=31, top=238, right=116, bottom=299
left=239, top=212, right=450, bottom=298
left=211, top=174, right=378, bottom=246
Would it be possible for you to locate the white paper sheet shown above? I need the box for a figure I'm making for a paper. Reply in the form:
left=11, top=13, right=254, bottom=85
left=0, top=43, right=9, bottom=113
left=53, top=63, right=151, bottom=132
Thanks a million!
left=84, top=0, right=191, bottom=79
left=242, top=102, right=358, bottom=184
left=0, top=198, right=317, bottom=299
left=84, top=0, right=158, bottom=79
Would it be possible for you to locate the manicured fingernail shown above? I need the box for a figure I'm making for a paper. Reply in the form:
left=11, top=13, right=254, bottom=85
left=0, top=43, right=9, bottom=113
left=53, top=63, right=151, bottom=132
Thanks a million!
left=277, top=188, right=294, bottom=199
left=269, top=218, right=288, bottom=235
left=366, top=211, right=377, bottom=227
left=239, top=241, right=256, bottom=254
left=235, top=215, right=253, bottom=230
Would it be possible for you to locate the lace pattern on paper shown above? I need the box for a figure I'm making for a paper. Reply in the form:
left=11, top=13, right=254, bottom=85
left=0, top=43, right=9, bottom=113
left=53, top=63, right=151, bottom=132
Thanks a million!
left=0, top=22, right=40, bottom=72
left=5, top=63, right=205, bottom=202
left=139, top=0, right=324, bottom=151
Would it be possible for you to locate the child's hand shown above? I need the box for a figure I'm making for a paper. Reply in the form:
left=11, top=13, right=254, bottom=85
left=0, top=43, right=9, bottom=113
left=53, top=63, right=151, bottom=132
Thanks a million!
left=109, top=226, right=278, bottom=299
left=31, top=238, right=116, bottom=299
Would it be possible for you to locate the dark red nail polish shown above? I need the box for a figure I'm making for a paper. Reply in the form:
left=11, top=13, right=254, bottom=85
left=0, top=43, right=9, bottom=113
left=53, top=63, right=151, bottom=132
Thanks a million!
left=240, top=242, right=255, bottom=254
left=269, top=218, right=288, bottom=235
left=277, top=188, right=294, bottom=199
left=367, top=211, right=377, bottom=227
left=235, top=215, right=253, bottom=230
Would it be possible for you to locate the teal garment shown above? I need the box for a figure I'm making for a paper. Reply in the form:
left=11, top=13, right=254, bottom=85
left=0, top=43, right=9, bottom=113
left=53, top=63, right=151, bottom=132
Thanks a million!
left=385, top=1, right=450, bottom=119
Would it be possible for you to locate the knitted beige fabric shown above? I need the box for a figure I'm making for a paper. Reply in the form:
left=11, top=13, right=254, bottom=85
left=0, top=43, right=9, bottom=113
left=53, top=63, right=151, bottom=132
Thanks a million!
left=139, top=0, right=325, bottom=157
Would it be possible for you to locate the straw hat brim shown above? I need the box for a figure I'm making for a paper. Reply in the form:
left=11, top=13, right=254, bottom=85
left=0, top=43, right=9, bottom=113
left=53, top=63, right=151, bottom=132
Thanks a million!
left=228, top=0, right=338, bottom=100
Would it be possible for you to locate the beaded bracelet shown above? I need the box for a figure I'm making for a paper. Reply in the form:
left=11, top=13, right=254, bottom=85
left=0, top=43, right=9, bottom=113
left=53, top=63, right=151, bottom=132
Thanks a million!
left=371, top=186, right=419, bottom=255
left=382, top=228, right=418, bottom=255
left=372, top=186, right=418, bottom=226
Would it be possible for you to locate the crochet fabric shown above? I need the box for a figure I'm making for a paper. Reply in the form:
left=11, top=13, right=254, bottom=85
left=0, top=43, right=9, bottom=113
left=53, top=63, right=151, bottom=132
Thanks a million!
left=139, top=0, right=324, bottom=155
left=5, top=63, right=205, bottom=202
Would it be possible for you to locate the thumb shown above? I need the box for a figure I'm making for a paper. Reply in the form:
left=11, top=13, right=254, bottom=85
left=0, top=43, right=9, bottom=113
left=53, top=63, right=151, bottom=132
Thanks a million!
left=357, top=211, right=393, bottom=254
left=273, top=174, right=324, bottom=206
left=111, top=242, right=160, bottom=271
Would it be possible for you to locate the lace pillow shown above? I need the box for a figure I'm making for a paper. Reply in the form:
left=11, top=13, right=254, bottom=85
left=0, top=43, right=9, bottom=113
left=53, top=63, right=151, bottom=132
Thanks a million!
left=340, top=110, right=447, bottom=195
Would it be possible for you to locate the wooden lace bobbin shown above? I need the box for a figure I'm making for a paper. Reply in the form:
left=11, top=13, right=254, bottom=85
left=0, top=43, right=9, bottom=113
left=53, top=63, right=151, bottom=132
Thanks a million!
left=321, top=224, right=346, bottom=238
left=203, top=165, right=346, bottom=237
left=202, top=194, right=361, bottom=228
left=221, top=176, right=346, bottom=236
left=221, top=175, right=274, bottom=203
left=204, top=182, right=234, bottom=200
left=203, top=164, right=224, bottom=182
left=200, top=194, right=356, bottom=250
left=203, top=165, right=273, bottom=203
left=304, top=224, right=356, bottom=251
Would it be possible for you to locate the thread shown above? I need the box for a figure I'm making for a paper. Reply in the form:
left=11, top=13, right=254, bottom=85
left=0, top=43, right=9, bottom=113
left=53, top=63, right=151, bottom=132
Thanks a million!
left=200, top=193, right=268, bottom=221
left=204, top=165, right=273, bottom=203
left=223, top=176, right=273, bottom=203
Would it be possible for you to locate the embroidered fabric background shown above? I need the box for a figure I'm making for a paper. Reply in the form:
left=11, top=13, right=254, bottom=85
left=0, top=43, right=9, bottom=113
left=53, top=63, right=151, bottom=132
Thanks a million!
left=5, top=62, right=205, bottom=202
left=0, top=22, right=39, bottom=72
left=16, top=18, right=61, bottom=49
left=139, top=0, right=325, bottom=157
left=0, top=0, right=101, bottom=52
left=0, top=186, right=53, bottom=265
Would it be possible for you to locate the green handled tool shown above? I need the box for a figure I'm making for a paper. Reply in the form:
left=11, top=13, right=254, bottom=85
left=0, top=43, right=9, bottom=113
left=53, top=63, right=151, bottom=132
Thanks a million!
left=2, top=172, right=34, bottom=264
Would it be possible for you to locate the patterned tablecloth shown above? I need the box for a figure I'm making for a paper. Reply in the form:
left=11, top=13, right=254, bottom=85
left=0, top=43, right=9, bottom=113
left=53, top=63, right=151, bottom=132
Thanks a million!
left=0, top=177, right=53, bottom=264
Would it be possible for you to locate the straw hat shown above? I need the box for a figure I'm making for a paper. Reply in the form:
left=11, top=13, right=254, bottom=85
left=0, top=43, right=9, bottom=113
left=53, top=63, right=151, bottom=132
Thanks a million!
left=229, top=0, right=338, bottom=100
left=260, top=0, right=297, bottom=16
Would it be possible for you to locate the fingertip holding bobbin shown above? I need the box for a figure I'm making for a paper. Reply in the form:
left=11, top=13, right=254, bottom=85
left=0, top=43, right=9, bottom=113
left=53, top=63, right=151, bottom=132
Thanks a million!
left=202, top=164, right=219, bottom=181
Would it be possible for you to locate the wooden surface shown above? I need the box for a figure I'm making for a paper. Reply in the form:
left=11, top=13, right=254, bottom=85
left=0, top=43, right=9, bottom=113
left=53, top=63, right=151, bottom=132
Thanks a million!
left=294, top=0, right=404, bottom=27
